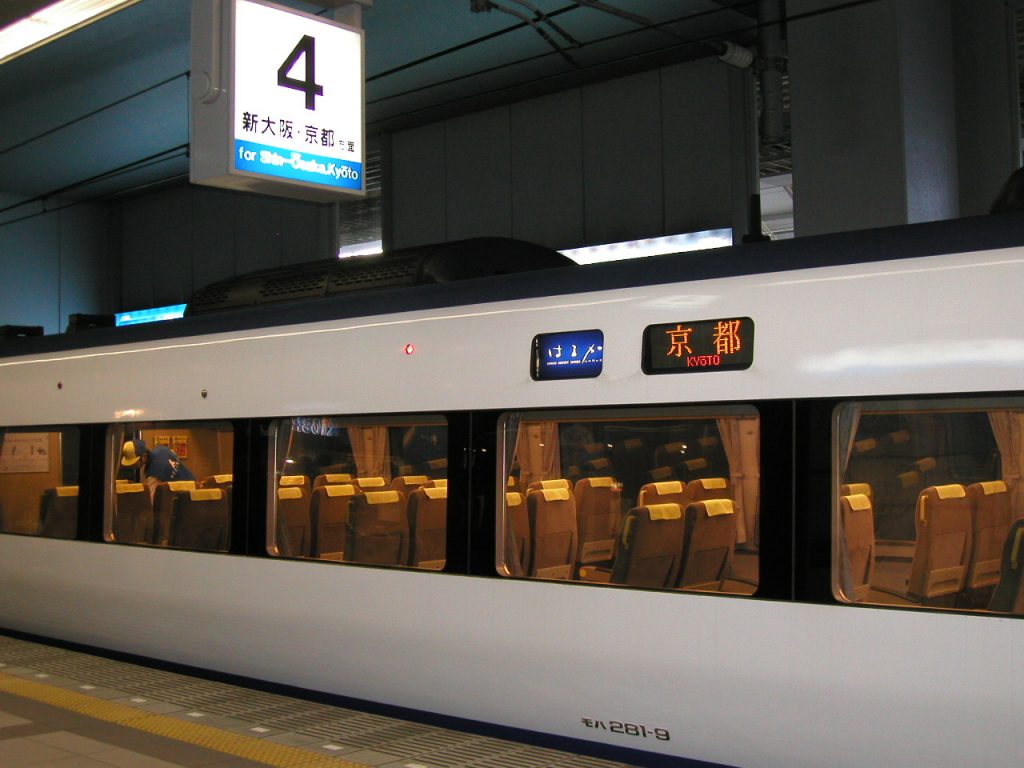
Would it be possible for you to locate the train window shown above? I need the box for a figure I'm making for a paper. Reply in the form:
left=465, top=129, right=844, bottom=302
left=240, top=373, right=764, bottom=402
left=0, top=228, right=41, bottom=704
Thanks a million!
left=834, top=400, right=1024, bottom=614
left=105, top=422, right=234, bottom=552
left=267, top=415, right=448, bottom=569
left=497, top=407, right=759, bottom=594
left=0, top=426, right=80, bottom=539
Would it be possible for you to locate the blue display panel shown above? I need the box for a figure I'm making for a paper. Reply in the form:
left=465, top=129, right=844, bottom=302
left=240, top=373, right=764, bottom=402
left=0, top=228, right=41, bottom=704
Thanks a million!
left=532, top=329, right=604, bottom=380
left=642, top=317, right=754, bottom=374
left=115, top=304, right=187, bottom=327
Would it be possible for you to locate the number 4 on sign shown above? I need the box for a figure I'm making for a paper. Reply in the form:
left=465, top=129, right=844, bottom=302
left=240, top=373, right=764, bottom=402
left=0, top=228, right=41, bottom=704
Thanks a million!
left=278, top=34, right=323, bottom=110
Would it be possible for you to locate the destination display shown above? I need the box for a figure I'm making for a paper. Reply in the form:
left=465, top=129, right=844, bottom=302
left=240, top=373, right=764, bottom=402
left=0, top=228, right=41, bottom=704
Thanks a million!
left=642, top=317, right=754, bottom=374
left=532, top=330, right=604, bottom=380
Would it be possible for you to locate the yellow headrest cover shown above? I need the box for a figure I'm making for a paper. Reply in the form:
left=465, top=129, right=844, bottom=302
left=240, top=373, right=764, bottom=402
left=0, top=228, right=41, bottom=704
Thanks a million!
left=843, top=483, right=872, bottom=497
left=190, top=488, right=222, bottom=501
left=697, top=477, right=728, bottom=490
left=703, top=499, right=735, bottom=517
left=506, top=492, right=523, bottom=506
left=423, top=486, right=447, bottom=500
left=357, top=477, right=386, bottom=488
left=647, top=503, right=682, bottom=520
left=538, top=479, right=570, bottom=491
left=685, top=458, right=709, bottom=471
left=934, top=484, right=966, bottom=500
left=56, top=486, right=79, bottom=497
left=650, top=467, right=674, bottom=481
left=324, top=484, right=356, bottom=497
left=280, top=475, right=306, bottom=486
left=898, top=471, right=921, bottom=488
left=167, top=480, right=196, bottom=492
left=211, top=474, right=233, bottom=483
left=432, top=479, right=448, bottom=487
left=915, top=457, right=937, bottom=472
left=116, top=483, right=145, bottom=494
left=979, top=480, right=1008, bottom=496
left=855, top=438, right=877, bottom=453
left=278, top=487, right=303, bottom=500
left=541, top=488, right=570, bottom=502
left=652, top=481, right=684, bottom=495
left=364, top=490, right=400, bottom=505
left=396, top=475, right=429, bottom=486
left=888, top=430, right=910, bottom=444
left=844, top=493, right=872, bottom=512
left=588, top=477, right=614, bottom=488
left=323, top=473, right=352, bottom=483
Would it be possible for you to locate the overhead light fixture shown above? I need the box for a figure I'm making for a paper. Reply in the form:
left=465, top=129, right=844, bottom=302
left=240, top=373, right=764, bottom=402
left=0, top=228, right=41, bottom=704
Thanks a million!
left=0, top=0, right=141, bottom=66
left=560, top=229, right=733, bottom=265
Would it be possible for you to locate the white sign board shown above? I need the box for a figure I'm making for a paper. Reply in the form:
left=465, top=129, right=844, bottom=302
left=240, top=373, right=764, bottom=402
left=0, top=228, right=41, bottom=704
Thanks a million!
left=0, top=433, right=50, bottom=474
left=191, top=0, right=365, bottom=201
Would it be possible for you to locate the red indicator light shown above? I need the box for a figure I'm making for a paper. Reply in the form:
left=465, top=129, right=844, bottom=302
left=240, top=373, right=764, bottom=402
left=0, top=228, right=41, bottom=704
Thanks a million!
left=404, top=343, right=416, bottom=355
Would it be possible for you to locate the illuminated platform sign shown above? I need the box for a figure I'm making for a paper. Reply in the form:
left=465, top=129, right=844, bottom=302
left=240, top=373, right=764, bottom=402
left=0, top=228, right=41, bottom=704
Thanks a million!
left=643, top=317, right=754, bottom=374
left=532, top=330, right=604, bottom=380
left=190, top=0, right=364, bottom=201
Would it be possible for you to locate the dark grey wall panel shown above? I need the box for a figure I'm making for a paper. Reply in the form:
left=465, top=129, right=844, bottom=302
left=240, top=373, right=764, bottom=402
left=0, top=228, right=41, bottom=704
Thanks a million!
left=510, top=91, right=584, bottom=250
left=0, top=213, right=59, bottom=331
left=581, top=70, right=664, bottom=245
left=59, top=204, right=116, bottom=323
left=445, top=108, right=512, bottom=242
left=191, top=187, right=237, bottom=293
left=390, top=123, right=447, bottom=249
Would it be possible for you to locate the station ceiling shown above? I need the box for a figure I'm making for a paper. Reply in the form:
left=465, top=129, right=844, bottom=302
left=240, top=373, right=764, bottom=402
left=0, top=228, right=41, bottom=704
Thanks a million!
left=0, top=0, right=764, bottom=207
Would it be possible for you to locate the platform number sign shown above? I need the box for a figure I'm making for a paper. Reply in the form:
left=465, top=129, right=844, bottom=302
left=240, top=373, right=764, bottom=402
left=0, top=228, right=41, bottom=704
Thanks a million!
left=231, top=0, right=363, bottom=193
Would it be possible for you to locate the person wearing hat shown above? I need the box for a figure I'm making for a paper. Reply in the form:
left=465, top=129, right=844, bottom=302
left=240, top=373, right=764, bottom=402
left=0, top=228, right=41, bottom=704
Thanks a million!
left=121, top=439, right=195, bottom=499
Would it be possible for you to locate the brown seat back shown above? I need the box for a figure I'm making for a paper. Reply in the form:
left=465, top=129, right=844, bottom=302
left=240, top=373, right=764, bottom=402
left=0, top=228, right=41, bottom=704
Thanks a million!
left=840, top=493, right=876, bottom=601
left=113, top=483, right=152, bottom=544
left=310, top=484, right=357, bottom=559
left=408, top=486, right=446, bottom=569
left=573, top=477, right=622, bottom=567
left=173, top=488, right=229, bottom=551
left=39, top=485, right=78, bottom=539
left=908, top=484, right=971, bottom=600
left=506, top=491, right=529, bottom=573
left=677, top=499, right=736, bottom=591
left=609, top=504, right=684, bottom=588
left=152, top=480, right=197, bottom=545
left=347, top=490, right=408, bottom=565
left=526, top=488, right=577, bottom=579
left=636, top=480, right=687, bottom=507
left=989, top=519, right=1024, bottom=613
left=313, top=473, right=353, bottom=488
left=965, top=481, right=1012, bottom=590
left=276, top=486, right=311, bottom=557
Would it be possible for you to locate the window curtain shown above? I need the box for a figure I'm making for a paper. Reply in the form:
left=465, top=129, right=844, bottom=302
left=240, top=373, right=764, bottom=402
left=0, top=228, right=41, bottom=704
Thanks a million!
left=716, top=416, right=759, bottom=546
left=515, top=421, right=561, bottom=489
left=834, top=403, right=863, bottom=599
left=988, top=411, right=1024, bottom=521
left=347, top=426, right=390, bottom=479
left=502, top=414, right=523, bottom=576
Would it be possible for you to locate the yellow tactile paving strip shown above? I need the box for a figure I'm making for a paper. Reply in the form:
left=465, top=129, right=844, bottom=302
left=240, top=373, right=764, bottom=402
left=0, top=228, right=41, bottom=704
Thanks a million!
left=0, top=670, right=366, bottom=768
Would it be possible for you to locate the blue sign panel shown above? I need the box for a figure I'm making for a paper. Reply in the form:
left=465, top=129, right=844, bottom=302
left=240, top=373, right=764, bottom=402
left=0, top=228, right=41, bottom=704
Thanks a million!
left=532, top=329, right=604, bottom=380
left=233, top=139, right=362, bottom=190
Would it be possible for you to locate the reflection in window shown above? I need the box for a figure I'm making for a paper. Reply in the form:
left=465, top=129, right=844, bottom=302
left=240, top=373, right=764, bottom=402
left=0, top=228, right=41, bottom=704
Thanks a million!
left=106, top=422, right=234, bottom=552
left=0, top=427, right=79, bottom=539
left=498, top=408, right=759, bottom=594
left=268, top=416, right=448, bottom=569
left=835, top=401, right=1024, bottom=614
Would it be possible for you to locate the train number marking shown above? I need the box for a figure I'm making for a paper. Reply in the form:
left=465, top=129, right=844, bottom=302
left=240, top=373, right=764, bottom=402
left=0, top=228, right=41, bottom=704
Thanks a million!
left=580, top=717, right=670, bottom=741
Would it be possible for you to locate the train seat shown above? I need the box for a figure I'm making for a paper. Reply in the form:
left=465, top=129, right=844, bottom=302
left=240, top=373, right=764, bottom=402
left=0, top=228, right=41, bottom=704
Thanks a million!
left=173, top=488, right=229, bottom=551
left=964, top=481, right=1012, bottom=592
left=276, top=486, right=311, bottom=557
left=39, top=485, right=78, bottom=539
left=527, top=478, right=572, bottom=494
left=429, top=478, right=448, bottom=488
left=676, top=499, right=737, bottom=591
left=279, top=474, right=310, bottom=491
left=988, top=519, right=1024, bottom=613
left=201, top=474, right=233, bottom=488
left=346, top=490, right=409, bottom=565
left=637, top=480, right=687, bottom=507
left=354, top=476, right=388, bottom=492
left=840, top=482, right=873, bottom=499
left=685, top=477, right=731, bottom=504
left=839, top=493, right=876, bottom=601
left=907, top=484, right=971, bottom=602
left=392, top=475, right=430, bottom=495
left=506, top=492, right=529, bottom=574
left=573, top=477, right=622, bottom=571
left=313, top=473, right=353, bottom=488
left=113, top=483, right=153, bottom=544
left=310, top=483, right=358, bottom=560
left=153, top=480, right=197, bottom=546
left=526, top=487, right=577, bottom=579
left=603, top=503, right=684, bottom=588
left=407, top=486, right=446, bottom=569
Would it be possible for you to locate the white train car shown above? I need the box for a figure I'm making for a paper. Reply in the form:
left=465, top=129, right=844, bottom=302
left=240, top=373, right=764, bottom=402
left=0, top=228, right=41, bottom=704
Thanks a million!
left=0, top=218, right=1021, bottom=767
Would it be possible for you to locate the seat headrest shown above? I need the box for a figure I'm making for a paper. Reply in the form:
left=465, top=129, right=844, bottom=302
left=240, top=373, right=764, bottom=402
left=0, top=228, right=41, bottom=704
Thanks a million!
left=364, top=490, right=401, bottom=505
left=898, top=471, right=921, bottom=488
left=843, top=493, right=872, bottom=512
left=933, top=484, right=966, bottom=500
left=915, top=457, right=937, bottom=472
left=357, top=477, right=386, bottom=488
left=541, top=488, right=570, bottom=502
left=506, top=492, right=523, bottom=506
left=167, top=480, right=197, bottom=492
left=978, top=480, right=1008, bottom=496
left=701, top=499, right=734, bottom=517
left=585, top=477, right=614, bottom=488
left=855, top=438, right=877, bottom=453
left=279, top=475, right=307, bottom=486
left=395, top=475, right=429, bottom=486
left=695, top=477, right=728, bottom=490
left=647, top=503, right=682, bottom=520
left=535, top=479, right=570, bottom=491
left=842, top=482, right=872, bottom=497
left=422, top=486, right=447, bottom=500
left=432, top=479, right=448, bottom=487
left=685, top=457, right=709, bottom=471
left=651, top=481, right=684, bottom=495
left=278, top=487, right=304, bottom=500
left=324, top=484, right=356, bottom=497
left=56, top=486, right=79, bottom=497
left=321, top=473, right=352, bottom=483
left=190, top=488, right=223, bottom=501
left=211, top=474, right=233, bottom=483
left=116, top=483, right=146, bottom=494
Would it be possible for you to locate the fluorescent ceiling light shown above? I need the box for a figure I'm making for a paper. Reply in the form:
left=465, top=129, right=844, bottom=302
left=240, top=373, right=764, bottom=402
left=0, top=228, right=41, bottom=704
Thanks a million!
left=560, top=229, right=733, bottom=265
left=338, top=239, right=384, bottom=258
left=0, top=0, right=140, bottom=66
left=115, top=304, right=187, bottom=327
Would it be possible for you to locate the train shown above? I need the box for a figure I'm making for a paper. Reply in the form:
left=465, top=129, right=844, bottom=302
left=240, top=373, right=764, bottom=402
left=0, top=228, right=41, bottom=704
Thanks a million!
left=0, top=215, right=1022, bottom=768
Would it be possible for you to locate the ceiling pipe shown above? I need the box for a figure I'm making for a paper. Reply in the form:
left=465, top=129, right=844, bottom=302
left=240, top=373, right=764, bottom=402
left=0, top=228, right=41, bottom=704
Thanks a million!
left=757, top=0, right=786, bottom=146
